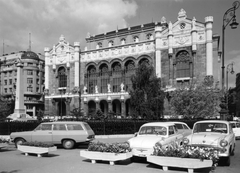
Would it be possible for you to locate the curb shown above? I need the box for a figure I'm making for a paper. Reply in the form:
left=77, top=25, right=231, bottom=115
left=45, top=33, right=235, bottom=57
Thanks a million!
left=1, top=134, right=134, bottom=140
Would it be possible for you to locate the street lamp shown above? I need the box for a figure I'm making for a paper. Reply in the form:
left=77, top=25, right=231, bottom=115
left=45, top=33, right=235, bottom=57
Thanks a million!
left=226, top=62, right=234, bottom=91
left=221, top=1, right=239, bottom=91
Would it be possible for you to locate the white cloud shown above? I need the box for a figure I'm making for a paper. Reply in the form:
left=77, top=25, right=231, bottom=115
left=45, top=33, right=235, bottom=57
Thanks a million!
left=0, top=0, right=138, bottom=53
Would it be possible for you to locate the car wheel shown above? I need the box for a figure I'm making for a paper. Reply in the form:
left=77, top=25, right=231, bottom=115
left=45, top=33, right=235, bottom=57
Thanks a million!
left=15, top=138, right=25, bottom=148
left=62, top=140, right=75, bottom=149
left=230, top=145, right=235, bottom=156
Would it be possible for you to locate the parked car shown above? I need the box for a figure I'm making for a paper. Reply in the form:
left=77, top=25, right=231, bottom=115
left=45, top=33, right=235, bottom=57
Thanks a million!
left=128, top=122, right=185, bottom=158
left=229, top=121, right=240, bottom=139
left=170, top=121, right=192, bottom=137
left=10, top=121, right=95, bottom=149
left=183, top=120, right=235, bottom=166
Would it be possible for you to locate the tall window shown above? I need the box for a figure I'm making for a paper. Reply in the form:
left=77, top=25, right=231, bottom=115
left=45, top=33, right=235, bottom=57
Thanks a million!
left=100, top=64, right=109, bottom=93
left=124, top=60, right=135, bottom=92
left=58, top=67, right=67, bottom=87
left=112, top=62, right=122, bottom=92
left=176, top=51, right=191, bottom=78
left=85, top=65, right=97, bottom=94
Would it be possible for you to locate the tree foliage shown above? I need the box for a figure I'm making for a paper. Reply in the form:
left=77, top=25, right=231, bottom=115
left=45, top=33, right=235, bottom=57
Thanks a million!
left=129, top=63, right=165, bottom=120
left=169, top=79, right=222, bottom=119
left=0, top=96, right=14, bottom=120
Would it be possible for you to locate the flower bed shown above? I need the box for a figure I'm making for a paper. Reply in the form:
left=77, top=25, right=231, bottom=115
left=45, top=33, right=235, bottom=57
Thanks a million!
left=18, top=142, right=57, bottom=157
left=0, top=138, right=10, bottom=149
left=80, top=142, right=132, bottom=165
left=147, top=142, right=221, bottom=173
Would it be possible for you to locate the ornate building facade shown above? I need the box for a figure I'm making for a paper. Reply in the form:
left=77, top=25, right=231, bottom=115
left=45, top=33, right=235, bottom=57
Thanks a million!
left=0, top=51, right=45, bottom=118
left=44, top=9, right=220, bottom=119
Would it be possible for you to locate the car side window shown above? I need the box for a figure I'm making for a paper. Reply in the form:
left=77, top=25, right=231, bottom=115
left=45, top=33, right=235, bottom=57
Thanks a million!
left=183, top=124, right=189, bottom=129
left=67, top=124, right=83, bottom=130
left=53, top=124, right=66, bottom=131
left=169, top=126, right=175, bottom=135
left=237, top=123, right=240, bottom=128
left=175, top=124, right=183, bottom=129
left=41, top=124, right=52, bottom=131
left=231, top=123, right=236, bottom=128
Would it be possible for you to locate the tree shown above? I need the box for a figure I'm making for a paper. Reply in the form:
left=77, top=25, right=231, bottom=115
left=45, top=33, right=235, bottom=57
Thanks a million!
left=70, top=108, right=85, bottom=120
left=169, top=79, right=222, bottom=119
left=0, top=95, right=14, bottom=120
left=129, top=63, right=165, bottom=120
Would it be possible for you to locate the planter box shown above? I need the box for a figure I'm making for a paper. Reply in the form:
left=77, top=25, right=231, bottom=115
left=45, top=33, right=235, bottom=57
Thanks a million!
left=0, top=143, right=8, bottom=149
left=80, top=150, right=132, bottom=165
left=147, top=155, right=213, bottom=173
left=17, top=145, right=57, bottom=157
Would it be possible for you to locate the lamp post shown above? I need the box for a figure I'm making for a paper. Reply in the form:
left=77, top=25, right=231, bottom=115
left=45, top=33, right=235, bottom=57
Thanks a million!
left=226, top=62, right=234, bottom=91
left=221, top=1, right=239, bottom=91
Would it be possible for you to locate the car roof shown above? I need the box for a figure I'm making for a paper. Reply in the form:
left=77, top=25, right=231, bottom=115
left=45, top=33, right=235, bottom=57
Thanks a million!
left=41, top=121, right=85, bottom=124
left=141, top=122, right=175, bottom=127
left=168, top=121, right=187, bottom=125
left=195, top=120, right=229, bottom=124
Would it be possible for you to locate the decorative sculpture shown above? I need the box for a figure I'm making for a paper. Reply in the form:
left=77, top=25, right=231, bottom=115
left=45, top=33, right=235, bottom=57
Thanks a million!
left=107, top=83, right=111, bottom=93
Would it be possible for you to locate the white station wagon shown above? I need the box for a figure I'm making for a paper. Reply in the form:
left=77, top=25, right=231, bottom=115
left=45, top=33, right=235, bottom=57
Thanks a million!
left=183, top=120, right=235, bottom=166
left=128, top=122, right=186, bottom=158
left=10, top=121, right=95, bottom=149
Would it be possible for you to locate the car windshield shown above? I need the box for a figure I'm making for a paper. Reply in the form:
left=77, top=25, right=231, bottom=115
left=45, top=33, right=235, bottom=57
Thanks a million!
left=193, top=122, right=228, bottom=134
left=139, top=126, right=167, bottom=136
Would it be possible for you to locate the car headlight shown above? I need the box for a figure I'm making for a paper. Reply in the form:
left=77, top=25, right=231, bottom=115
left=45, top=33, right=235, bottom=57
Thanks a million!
left=183, top=138, right=189, bottom=145
left=220, top=139, right=228, bottom=147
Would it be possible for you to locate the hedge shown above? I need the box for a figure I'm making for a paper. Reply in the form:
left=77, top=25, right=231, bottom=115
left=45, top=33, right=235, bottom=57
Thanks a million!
left=0, top=119, right=199, bottom=135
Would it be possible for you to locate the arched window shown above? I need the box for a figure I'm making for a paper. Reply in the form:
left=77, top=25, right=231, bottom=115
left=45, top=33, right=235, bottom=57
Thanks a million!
left=108, top=40, right=114, bottom=47
left=176, top=51, right=191, bottom=78
left=58, top=67, right=67, bottom=88
left=85, top=65, right=97, bottom=94
left=121, top=38, right=126, bottom=45
left=146, top=33, right=153, bottom=40
left=133, top=36, right=139, bottom=42
left=97, top=42, right=102, bottom=49
left=124, top=60, right=135, bottom=92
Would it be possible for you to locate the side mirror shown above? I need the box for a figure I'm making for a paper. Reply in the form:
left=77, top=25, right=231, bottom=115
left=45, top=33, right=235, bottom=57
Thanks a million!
left=134, top=132, right=138, bottom=137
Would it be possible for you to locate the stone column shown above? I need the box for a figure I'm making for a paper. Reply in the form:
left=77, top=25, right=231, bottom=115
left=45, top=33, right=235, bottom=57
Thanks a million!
left=155, top=25, right=162, bottom=78
left=205, top=16, right=213, bottom=76
left=74, top=42, right=80, bottom=87
left=14, top=60, right=25, bottom=114
left=44, top=47, right=50, bottom=90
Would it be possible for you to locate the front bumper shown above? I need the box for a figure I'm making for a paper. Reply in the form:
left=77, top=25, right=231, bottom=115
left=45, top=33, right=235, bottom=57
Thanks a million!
left=132, top=148, right=153, bottom=157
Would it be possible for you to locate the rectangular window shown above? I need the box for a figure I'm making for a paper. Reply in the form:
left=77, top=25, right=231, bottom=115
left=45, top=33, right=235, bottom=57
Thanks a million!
left=4, top=80, right=7, bottom=85
left=4, top=72, right=7, bottom=77
left=27, top=87, right=33, bottom=92
left=9, top=88, right=12, bottom=93
left=9, top=79, right=12, bottom=85
left=27, top=78, right=33, bottom=84
left=9, top=72, right=12, bottom=76
left=113, top=78, right=121, bottom=92
left=27, top=70, right=33, bottom=75
left=176, top=62, right=190, bottom=78
left=67, top=124, right=83, bottom=130
left=53, top=124, right=66, bottom=131
left=100, top=78, right=109, bottom=93
left=4, top=88, right=7, bottom=93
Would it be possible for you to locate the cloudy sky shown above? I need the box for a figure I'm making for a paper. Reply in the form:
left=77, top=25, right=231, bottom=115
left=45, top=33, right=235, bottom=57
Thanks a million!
left=0, top=0, right=239, bottom=88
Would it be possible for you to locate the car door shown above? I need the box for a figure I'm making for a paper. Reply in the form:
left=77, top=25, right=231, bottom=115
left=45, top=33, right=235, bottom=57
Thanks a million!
left=31, top=124, right=53, bottom=143
left=52, top=123, right=68, bottom=144
left=163, top=126, right=182, bottom=146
